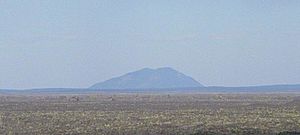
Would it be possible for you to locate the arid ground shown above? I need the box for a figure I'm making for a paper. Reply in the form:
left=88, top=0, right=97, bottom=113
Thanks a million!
left=1, top=93, right=300, bottom=135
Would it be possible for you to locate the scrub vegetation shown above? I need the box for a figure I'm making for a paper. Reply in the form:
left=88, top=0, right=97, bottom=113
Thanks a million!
left=0, top=93, right=300, bottom=135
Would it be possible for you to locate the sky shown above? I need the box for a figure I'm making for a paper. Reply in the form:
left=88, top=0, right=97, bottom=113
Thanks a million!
left=1, top=0, right=300, bottom=89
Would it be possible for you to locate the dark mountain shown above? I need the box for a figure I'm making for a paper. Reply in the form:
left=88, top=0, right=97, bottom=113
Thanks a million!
left=90, top=67, right=204, bottom=89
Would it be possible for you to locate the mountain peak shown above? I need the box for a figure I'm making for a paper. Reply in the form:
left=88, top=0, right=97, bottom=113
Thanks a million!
left=90, top=67, right=204, bottom=89
left=138, top=67, right=175, bottom=72
left=156, top=67, right=175, bottom=70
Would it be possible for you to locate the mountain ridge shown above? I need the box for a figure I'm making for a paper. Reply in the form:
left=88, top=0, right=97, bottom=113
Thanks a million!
left=1, top=84, right=300, bottom=94
left=90, top=67, right=204, bottom=89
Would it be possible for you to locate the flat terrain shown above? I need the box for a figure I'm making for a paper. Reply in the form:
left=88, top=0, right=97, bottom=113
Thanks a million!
left=1, top=93, right=300, bottom=135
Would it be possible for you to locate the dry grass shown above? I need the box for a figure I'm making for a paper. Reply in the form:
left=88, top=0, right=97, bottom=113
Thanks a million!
left=0, top=93, right=300, bottom=135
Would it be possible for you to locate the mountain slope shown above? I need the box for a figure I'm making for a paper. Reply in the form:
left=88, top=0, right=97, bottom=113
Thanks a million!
left=90, top=67, right=204, bottom=89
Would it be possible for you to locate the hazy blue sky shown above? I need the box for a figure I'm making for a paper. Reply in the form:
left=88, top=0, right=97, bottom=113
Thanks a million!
left=1, top=0, right=300, bottom=89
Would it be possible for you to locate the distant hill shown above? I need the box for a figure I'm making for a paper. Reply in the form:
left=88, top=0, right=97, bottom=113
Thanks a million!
left=90, top=67, right=204, bottom=89
left=1, top=67, right=300, bottom=93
